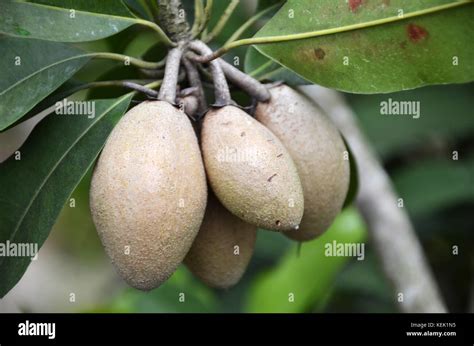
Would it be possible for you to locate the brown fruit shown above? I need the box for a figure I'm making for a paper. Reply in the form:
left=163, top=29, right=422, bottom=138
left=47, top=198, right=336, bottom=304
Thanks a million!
left=255, top=85, right=350, bottom=241
left=184, top=194, right=257, bottom=289
left=90, top=101, right=207, bottom=290
left=201, top=105, right=304, bottom=231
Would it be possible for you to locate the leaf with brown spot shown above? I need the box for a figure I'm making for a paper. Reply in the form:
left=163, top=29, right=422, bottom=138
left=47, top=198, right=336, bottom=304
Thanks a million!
left=349, top=0, right=364, bottom=13
left=407, top=23, right=429, bottom=42
left=252, top=0, right=474, bottom=93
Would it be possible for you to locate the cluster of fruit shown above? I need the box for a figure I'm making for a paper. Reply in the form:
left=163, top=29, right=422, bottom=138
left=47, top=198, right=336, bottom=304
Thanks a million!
left=89, top=46, right=350, bottom=291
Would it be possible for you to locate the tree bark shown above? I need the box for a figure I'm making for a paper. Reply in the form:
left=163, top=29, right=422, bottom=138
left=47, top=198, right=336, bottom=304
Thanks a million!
left=157, top=0, right=190, bottom=41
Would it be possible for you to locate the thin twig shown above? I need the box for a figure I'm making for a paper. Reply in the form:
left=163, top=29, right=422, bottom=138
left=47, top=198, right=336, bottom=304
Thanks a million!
left=224, top=2, right=282, bottom=46
left=121, top=81, right=159, bottom=98
left=191, top=0, right=205, bottom=37
left=249, top=60, right=274, bottom=78
left=89, top=52, right=165, bottom=70
left=66, top=79, right=159, bottom=96
left=203, top=0, right=240, bottom=43
left=256, top=66, right=285, bottom=82
left=198, top=0, right=213, bottom=36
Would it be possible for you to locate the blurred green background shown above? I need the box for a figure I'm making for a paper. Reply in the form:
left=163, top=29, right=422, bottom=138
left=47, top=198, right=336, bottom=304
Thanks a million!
left=0, top=0, right=472, bottom=313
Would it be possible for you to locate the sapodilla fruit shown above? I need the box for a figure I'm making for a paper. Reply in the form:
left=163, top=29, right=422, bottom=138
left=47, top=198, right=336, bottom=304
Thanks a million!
left=90, top=101, right=207, bottom=290
left=255, top=85, right=350, bottom=241
left=184, top=194, right=257, bottom=289
left=201, top=105, right=304, bottom=231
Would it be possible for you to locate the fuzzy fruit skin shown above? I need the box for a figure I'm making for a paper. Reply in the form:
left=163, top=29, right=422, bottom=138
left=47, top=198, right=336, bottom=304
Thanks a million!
left=201, top=105, right=304, bottom=231
left=90, top=101, right=207, bottom=290
left=255, top=85, right=350, bottom=241
left=184, top=194, right=257, bottom=289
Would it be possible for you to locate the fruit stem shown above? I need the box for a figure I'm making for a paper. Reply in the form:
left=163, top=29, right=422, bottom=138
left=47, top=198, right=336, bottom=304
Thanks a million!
left=219, top=59, right=270, bottom=102
left=182, top=57, right=207, bottom=114
left=188, top=40, right=232, bottom=106
left=202, top=0, right=240, bottom=43
left=158, top=46, right=185, bottom=103
left=195, top=0, right=473, bottom=62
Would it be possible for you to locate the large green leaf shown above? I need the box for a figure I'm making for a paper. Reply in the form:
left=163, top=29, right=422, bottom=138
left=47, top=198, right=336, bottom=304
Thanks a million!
left=393, top=156, right=474, bottom=216
left=245, top=209, right=367, bottom=312
left=0, top=36, right=92, bottom=131
left=0, top=94, right=132, bottom=297
left=253, top=0, right=474, bottom=93
left=2, top=80, right=88, bottom=132
left=346, top=83, right=474, bottom=158
left=327, top=252, right=396, bottom=312
left=0, top=0, right=139, bottom=42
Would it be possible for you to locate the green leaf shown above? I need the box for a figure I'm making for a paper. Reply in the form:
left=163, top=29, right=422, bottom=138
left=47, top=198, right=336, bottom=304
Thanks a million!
left=253, top=0, right=474, bottom=93
left=0, top=36, right=91, bottom=131
left=0, top=0, right=139, bottom=42
left=245, top=209, right=367, bottom=312
left=123, top=0, right=154, bottom=20
left=207, top=0, right=253, bottom=64
left=2, top=80, right=85, bottom=132
left=393, top=156, right=474, bottom=216
left=244, top=46, right=310, bottom=85
left=346, top=83, right=474, bottom=158
left=257, top=0, right=285, bottom=12
left=328, top=253, right=396, bottom=312
left=0, top=94, right=132, bottom=297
